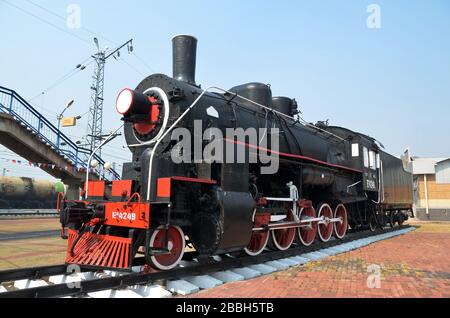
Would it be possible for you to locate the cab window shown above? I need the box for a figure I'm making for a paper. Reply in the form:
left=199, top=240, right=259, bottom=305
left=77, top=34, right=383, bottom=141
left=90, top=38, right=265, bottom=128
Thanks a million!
left=363, top=147, right=369, bottom=168
left=352, top=144, right=359, bottom=157
left=369, top=151, right=376, bottom=170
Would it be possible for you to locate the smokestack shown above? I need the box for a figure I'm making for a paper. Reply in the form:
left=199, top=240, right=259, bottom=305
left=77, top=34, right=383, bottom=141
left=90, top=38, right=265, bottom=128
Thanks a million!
left=172, top=35, right=198, bottom=86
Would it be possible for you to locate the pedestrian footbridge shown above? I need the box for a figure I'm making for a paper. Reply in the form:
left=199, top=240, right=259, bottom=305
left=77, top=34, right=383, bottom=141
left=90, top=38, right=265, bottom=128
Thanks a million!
left=0, top=86, right=120, bottom=199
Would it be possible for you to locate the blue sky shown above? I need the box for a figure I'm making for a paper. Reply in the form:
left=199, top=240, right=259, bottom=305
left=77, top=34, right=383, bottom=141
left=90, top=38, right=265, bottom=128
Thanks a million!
left=0, top=0, right=449, bottom=180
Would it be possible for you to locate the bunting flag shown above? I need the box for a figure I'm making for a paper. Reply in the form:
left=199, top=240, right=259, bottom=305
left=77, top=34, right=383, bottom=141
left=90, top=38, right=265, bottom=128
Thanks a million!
left=0, top=156, right=111, bottom=175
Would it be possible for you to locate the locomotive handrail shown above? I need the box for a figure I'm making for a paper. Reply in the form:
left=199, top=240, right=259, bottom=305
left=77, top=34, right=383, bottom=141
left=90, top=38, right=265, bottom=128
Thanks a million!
left=347, top=181, right=362, bottom=193
left=145, top=86, right=219, bottom=200
left=126, top=193, right=141, bottom=205
left=0, top=85, right=120, bottom=181
left=372, top=160, right=385, bottom=204
left=227, top=89, right=346, bottom=142
left=144, top=85, right=346, bottom=201
left=216, top=86, right=346, bottom=142
left=130, top=86, right=345, bottom=150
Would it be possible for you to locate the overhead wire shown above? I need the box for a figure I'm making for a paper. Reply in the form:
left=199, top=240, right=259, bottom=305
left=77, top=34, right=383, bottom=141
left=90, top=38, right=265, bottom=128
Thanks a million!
left=25, top=0, right=118, bottom=46
left=25, top=0, right=156, bottom=74
left=2, top=0, right=92, bottom=46
left=119, top=58, right=146, bottom=77
left=3, top=0, right=154, bottom=169
left=101, top=153, right=131, bottom=161
left=1, top=0, right=95, bottom=108
left=28, top=58, right=94, bottom=103
left=131, top=52, right=158, bottom=74
left=7, top=0, right=155, bottom=101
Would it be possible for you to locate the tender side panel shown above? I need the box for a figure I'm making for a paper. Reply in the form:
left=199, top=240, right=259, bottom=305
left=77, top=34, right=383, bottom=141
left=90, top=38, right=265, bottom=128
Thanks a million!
left=380, top=151, right=413, bottom=206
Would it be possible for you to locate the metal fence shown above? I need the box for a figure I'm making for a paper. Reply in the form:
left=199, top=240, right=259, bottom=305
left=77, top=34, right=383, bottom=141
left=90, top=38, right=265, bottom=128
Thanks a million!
left=0, top=86, right=120, bottom=180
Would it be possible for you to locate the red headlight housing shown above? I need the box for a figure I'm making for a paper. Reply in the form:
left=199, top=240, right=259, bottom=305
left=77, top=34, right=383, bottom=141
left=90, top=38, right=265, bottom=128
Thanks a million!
left=116, top=88, right=161, bottom=136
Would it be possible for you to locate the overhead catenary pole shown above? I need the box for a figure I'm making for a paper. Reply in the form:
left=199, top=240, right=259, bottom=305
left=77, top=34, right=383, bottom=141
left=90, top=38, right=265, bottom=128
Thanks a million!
left=86, top=38, right=133, bottom=158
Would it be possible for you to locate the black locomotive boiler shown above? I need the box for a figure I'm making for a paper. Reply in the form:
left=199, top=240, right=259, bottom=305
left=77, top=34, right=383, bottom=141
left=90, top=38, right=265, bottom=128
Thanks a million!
left=60, top=35, right=413, bottom=271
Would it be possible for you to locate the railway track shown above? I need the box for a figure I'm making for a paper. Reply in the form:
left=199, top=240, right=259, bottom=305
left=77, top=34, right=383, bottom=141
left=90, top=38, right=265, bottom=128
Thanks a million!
left=0, top=226, right=415, bottom=298
left=0, top=209, right=58, bottom=218
left=0, top=230, right=60, bottom=241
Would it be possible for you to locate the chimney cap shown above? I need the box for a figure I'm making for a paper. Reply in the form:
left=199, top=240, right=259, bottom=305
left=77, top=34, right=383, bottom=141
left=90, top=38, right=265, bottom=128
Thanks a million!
left=172, top=34, right=198, bottom=42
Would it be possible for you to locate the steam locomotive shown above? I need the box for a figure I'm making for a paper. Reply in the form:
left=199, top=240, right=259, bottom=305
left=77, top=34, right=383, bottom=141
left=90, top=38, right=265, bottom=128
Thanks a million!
left=59, top=35, right=413, bottom=271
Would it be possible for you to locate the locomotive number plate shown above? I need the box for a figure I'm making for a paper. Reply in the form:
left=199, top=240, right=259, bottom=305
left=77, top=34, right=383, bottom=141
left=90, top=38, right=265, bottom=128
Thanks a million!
left=112, top=212, right=137, bottom=221
left=104, top=202, right=150, bottom=229
left=366, top=180, right=376, bottom=190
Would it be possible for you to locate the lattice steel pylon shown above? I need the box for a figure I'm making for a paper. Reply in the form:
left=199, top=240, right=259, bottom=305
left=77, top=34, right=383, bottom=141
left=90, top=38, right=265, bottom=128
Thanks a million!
left=86, top=38, right=133, bottom=158
left=86, top=48, right=106, bottom=156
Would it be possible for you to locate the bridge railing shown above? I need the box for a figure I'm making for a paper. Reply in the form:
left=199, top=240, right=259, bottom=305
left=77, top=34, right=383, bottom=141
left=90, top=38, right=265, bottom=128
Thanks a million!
left=0, top=86, right=120, bottom=181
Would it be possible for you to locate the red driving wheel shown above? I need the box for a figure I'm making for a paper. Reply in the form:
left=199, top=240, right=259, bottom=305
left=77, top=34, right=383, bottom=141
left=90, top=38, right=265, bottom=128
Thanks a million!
left=148, top=226, right=185, bottom=271
left=334, top=204, right=348, bottom=239
left=318, top=203, right=334, bottom=242
left=297, top=206, right=318, bottom=246
left=270, top=210, right=296, bottom=251
left=244, top=230, right=270, bottom=256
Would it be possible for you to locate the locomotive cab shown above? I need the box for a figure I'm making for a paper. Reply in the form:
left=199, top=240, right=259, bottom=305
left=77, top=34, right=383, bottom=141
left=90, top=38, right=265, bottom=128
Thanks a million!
left=349, top=138, right=380, bottom=193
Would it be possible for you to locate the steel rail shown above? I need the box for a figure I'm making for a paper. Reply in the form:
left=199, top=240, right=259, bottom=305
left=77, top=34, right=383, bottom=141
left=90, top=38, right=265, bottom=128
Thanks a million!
left=0, top=211, right=58, bottom=218
left=0, top=265, right=70, bottom=284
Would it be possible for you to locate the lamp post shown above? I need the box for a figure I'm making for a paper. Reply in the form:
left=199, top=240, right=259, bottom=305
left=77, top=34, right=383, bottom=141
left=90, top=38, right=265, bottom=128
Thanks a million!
left=57, top=100, right=75, bottom=149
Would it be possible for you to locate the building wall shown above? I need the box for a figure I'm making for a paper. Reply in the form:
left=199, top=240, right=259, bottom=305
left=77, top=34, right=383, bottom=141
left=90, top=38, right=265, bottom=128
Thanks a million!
left=436, top=160, right=450, bottom=184
left=415, top=209, right=450, bottom=221
left=414, top=174, right=450, bottom=220
left=415, top=174, right=450, bottom=208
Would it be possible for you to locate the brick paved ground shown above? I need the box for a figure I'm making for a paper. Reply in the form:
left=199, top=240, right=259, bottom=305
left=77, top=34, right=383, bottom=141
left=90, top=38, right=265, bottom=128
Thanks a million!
left=189, top=222, right=450, bottom=298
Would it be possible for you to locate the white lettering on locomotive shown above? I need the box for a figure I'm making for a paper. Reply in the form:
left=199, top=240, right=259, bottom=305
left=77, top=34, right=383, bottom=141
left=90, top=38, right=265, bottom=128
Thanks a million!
left=112, top=212, right=137, bottom=221
left=366, top=179, right=376, bottom=190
